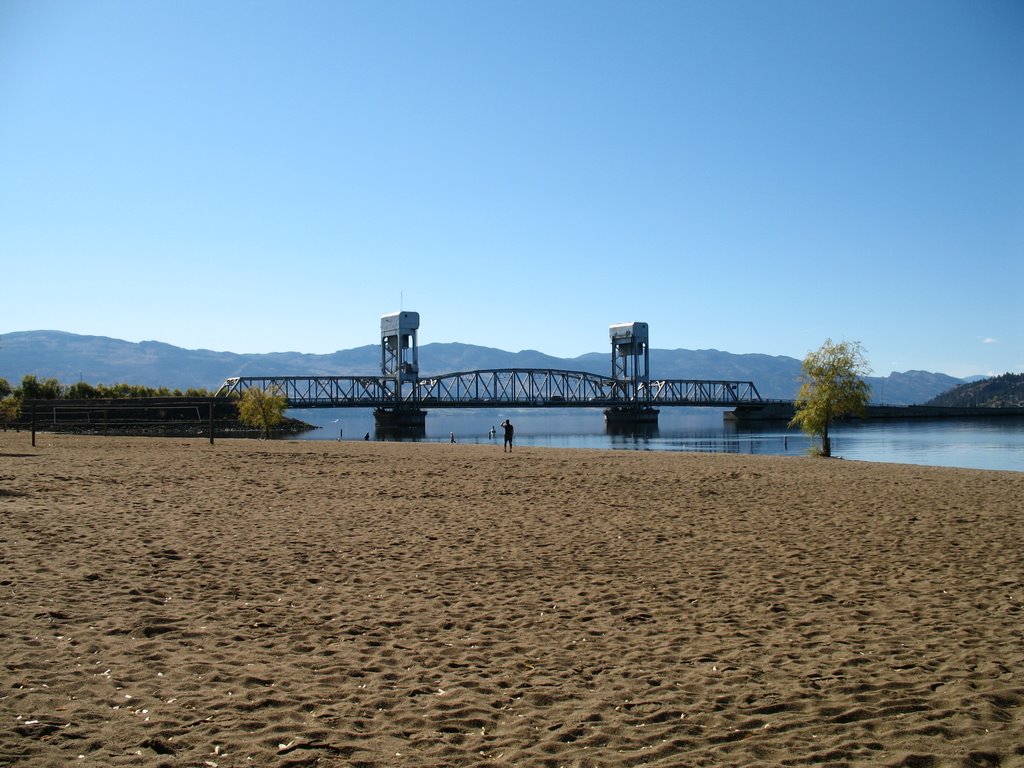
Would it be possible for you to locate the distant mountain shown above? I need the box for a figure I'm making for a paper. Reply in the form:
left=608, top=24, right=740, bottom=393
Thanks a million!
left=0, top=330, right=969, bottom=404
left=0, top=331, right=379, bottom=390
left=868, top=370, right=967, bottom=407
left=924, top=373, right=1024, bottom=408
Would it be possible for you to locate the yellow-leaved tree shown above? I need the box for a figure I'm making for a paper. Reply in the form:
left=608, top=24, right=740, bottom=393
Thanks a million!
left=789, top=339, right=871, bottom=457
left=0, top=395, right=21, bottom=431
left=237, top=385, right=287, bottom=439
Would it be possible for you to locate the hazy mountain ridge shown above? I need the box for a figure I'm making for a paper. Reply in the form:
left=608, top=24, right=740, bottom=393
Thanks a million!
left=0, top=330, right=966, bottom=404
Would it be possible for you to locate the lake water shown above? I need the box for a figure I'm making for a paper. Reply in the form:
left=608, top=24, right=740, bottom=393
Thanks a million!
left=287, top=407, right=1024, bottom=473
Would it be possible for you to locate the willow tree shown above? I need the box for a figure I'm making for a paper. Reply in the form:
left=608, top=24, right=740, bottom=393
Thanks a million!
left=789, top=339, right=871, bottom=457
left=237, top=385, right=287, bottom=439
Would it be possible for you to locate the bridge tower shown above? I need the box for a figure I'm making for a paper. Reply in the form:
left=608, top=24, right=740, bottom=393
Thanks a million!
left=376, top=311, right=426, bottom=434
left=605, top=321, right=659, bottom=428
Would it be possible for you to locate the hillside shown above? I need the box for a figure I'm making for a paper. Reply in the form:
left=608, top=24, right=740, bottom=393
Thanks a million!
left=925, top=373, right=1024, bottom=408
left=0, top=330, right=966, bottom=404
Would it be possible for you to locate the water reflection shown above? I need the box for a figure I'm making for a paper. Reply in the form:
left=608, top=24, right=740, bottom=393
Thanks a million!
left=374, top=425, right=426, bottom=441
left=605, top=422, right=659, bottom=442
left=287, top=407, right=1024, bottom=472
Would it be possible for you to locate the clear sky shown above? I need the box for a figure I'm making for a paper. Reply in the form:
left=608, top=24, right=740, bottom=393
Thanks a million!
left=1, top=0, right=1021, bottom=378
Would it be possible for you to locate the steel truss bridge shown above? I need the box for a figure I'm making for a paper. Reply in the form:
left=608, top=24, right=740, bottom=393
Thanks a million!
left=217, top=369, right=763, bottom=410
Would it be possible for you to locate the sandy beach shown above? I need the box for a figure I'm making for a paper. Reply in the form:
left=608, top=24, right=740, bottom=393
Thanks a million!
left=1, top=432, right=1022, bottom=767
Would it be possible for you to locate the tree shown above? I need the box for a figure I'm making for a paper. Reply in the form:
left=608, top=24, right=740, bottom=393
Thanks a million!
left=19, top=374, right=63, bottom=399
left=789, top=339, right=871, bottom=457
left=65, top=381, right=99, bottom=399
left=236, top=386, right=288, bottom=439
left=0, top=395, right=21, bottom=430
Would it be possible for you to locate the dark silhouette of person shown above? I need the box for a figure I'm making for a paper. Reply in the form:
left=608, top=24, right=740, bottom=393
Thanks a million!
left=501, top=419, right=514, bottom=452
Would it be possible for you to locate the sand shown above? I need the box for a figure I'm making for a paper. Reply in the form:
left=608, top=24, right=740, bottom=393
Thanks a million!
left=1, top=431, right=1022, bottom=767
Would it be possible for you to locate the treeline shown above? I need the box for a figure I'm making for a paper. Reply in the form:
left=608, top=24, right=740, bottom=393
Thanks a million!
left=0, top=375, right=217, bottom=401
left=925, top=372, right=1024, bottom=408
left=0, top=375, right=316, bottom=438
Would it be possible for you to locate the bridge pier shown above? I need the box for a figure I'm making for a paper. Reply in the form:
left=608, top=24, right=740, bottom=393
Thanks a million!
left=724, top=402, right=792, bottom=422
left=373, top=407, right=427, bottom=437
left=604, top=406, right=660, bottom=428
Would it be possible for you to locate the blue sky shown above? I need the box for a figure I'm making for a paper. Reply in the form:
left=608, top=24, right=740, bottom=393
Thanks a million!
left=1, top=0, right=1021, bottom=378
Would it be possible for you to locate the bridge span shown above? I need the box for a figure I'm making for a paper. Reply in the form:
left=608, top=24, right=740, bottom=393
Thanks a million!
left=217, top=369, right=763, bottom=410
left=215, top=312, right=764, bottom=432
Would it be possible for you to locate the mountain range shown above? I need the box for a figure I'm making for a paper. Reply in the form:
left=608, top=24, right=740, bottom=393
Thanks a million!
left=0, top=330, right=967, bottom=405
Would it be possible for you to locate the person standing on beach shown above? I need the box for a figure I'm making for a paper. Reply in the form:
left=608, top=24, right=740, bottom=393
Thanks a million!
left=501, top=419, right=514, bottom=452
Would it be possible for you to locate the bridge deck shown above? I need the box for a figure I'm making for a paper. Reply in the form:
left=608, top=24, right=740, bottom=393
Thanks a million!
left=218, top=369, right=762, bottom=409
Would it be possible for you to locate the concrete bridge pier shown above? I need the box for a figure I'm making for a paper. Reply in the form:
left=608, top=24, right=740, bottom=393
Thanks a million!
left=604, top=406, right=660, bottom=429
left=373, top=407, right=427, bottom=437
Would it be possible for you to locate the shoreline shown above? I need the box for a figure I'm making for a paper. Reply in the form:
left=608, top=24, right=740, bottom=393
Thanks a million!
left=3, top=433, right=1023, bottom=766
left=728, top=401, right=1024, bottom=421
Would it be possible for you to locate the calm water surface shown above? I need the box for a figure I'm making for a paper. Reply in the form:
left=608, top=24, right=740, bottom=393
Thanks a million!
left=288, top=408, right=1024, bottom=473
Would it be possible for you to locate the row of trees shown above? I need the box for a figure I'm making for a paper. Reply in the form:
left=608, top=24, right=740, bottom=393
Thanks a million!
left=0, top=376, right=218, bottom=431
left=1, top=375, right=289, bottom=439
left=0, top=375, right=215, bottom=401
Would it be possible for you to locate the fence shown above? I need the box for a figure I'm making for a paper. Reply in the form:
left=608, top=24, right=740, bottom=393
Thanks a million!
left=16, top=398, right=233, bottom=446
